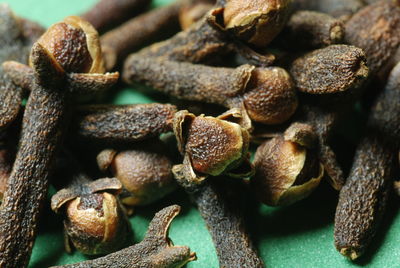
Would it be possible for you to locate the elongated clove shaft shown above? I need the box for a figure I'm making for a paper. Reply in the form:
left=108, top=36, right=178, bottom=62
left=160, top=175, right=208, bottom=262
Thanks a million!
left=0, top=17, right=118, bottom=267
left=81, top=0, right=151, bottom=33
left=50, top=205, right=196, bottom=268
left=73, top=104, right=177, bottom=143
left=101, top=2, right=182, bottom=70
left=177, top=176, right=264, bottom=268
left=124, top=57, right=298, bottom=128
left=334, top=61, right=400, bottom=260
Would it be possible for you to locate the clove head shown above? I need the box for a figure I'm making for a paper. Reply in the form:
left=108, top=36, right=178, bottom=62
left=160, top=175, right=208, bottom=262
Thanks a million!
left=243, top=67, right=298, bottom=125
left=32, top=16, right=104, bottom=74
left=252, top=123, right=323, bottom=206
left=223, top=0, right=291, bottom=47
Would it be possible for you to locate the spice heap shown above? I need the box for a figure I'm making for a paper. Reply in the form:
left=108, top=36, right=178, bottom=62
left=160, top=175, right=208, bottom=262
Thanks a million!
left=0, top=0, right=399, bottom=267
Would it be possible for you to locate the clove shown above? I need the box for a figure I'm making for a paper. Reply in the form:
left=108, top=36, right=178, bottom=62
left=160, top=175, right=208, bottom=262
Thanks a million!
left=292, top=0, right=364, bottom=19
left=123, top=57, right=298, bottom=129
left=97, top=140, right=177, bottom=206
left=174, top=172, right=264, bottom=268
left=81, top=0, right=151, bottom=34
left=179, top=0, right=215, bottom=30
left=0, top=17, right=118, bottom=267
left=50, top=205, right=196, bottom=268
left=252, top=123, right=324, bottom=206
left=334, top=61, right=400, bottom=260
left=100, top=1, right=183, bottom=70
left=344, top=0, right=400, bottom=76
left=73, top=103, right=177, bottom=143
left=51, top=151, right=131, bottom=255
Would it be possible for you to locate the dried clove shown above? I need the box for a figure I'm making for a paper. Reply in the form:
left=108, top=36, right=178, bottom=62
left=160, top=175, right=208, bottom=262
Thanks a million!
left=174, top=173, right=264, bottom=268
left=289, top=45, right=368, bottom=94
left=179, top=0, right=215, bottom=30
left=172, top=109, right=253, bottom=184
left=73, top=103, right=177, bottom=143
left=128, top=0, right=291, bottom=66
left=334, top=61, right=400, bottom=260
left=123, top=57, right=298, bottom=129
left=344, top=0, right=400, bottom=76
left=277, top=10, right=344, bottom=50
left=81, top=0, right=151, bottom=34
left=0, top=4, right=44, bottom=132
left=0, top=17, right=118, bottom=267
left=50, top=205, right=196, bottom=268
left=252, top=123, right=324, bottom=206
left=292, top=0, right=364, bottom=19
left=97, top=140, right=177, bottom=206
left=100, top=1, right=183, bottom=70
left=51, top=153, right=131, bottom=255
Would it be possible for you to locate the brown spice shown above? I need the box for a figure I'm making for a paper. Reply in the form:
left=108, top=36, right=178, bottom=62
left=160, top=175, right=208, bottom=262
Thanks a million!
left=292, top=0, right=364, bottom=19
left=179, top=0, right=215, bottom=30
left=334, top=61, right=400, bottom=260
left=50, top=205, right=196, bottom=268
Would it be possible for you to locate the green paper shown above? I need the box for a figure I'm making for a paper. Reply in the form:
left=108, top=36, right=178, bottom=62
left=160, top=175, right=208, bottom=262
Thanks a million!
left=3, top=0, right=400, bottom=267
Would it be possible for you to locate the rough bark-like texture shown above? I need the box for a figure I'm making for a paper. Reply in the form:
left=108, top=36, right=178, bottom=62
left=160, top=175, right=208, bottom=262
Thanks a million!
left=81, top=0, right=151, bottom=34
left=128, top=17, right=230, bottom=63
left=74, top=104, right=177, bottom=143
left=292, top=0, right=364, bottom=18
left=278, top=10, right=344, bottom=50
left=101, top=2, right=182, bottom=70
left=334, top=61, right=400, bottom=260
left=124, top=56, right=253, bottom=106
left=289, top=45, right=368, bottom=94
left=345, top=0, right=400, bottom=75
left=50, top=205, right=196, bottom=268
left=188, top=179, right=264, bottom=268
left=0, top=83, right=68, bottom=268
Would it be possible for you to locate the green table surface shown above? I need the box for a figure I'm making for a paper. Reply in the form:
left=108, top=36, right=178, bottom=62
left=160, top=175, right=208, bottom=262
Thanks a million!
left=3, top=0, right=400, bottom=267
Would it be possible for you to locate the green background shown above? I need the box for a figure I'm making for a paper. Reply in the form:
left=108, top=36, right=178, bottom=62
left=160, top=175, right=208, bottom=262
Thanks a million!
left=3, top=0, right=400, bottom=267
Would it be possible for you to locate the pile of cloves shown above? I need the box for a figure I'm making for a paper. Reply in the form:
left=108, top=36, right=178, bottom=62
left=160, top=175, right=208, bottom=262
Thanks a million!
left=0, top=0, right=400, bottom=267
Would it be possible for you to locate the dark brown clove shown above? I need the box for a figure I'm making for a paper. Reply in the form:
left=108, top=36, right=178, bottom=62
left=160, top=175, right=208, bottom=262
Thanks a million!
left=51, top=153, right=131, bottom=255
left=289, top=45, right=368, bottom=94
left=0, top=17, right=118, bottom=267
left=81, top=0, right=151, bottom=34
left=175, top=173, right=264, bottom=268
left=73, top=103, right=177, bottom=143
left=172, top=110, right=253, bottom=184
left=334, top=61, right=400, bottom=260
left=97, top=140, right=177, bottom=206
left=123, top=57, right=298, bottom=129
left=50, top=205, right=196, bottom=268
left=252, top=123, right=324, bottom=206
left=179, top=0, right=215, bottom=30
left=278, top=10, right=344, bottom=50
left=344, top=0, right=400, bottom=75
left=292, top=0, right=364, bottom=19
left=0, top=5, right=44, bottom=133
left=100, top=1, right=183, bottom=70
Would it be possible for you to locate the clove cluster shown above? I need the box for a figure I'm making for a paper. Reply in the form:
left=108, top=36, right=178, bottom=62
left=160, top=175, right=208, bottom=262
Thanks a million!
left=0, top=0, right=399, bottom=267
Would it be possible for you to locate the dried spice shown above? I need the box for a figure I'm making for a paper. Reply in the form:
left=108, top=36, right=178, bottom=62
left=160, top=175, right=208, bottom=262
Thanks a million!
left=252, top=123, right=324, bottom=206
left=278, top=10, right=344, bottom=50
left=50, top=205, right=196, bottom=268
left=334, top=61, right=400, bottom=260
left=81, top=0, right=151, bottom=34
left=0, top=5, right=44, bottom=132
left=292, top=0, right=364, bottom=19
left=172, top=110, right=253, bottom=184
left=175, top=173, right=264, bottom=268
left=344, top=0, right=400, bottom=75
left=73, top=103, right=177, bottom=143
left=179, top=0, right=215, bottom=30
left=0, top=17, right=118, bottom=267
left=97, top=140, right=177, bottom=206
left=100, top=1, right=182, bottom=70
left=51, top=153, right=131, bottom=255
left=123, top=57, right=298, bottom=129
left=289, top=45, right=368, bottom=94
